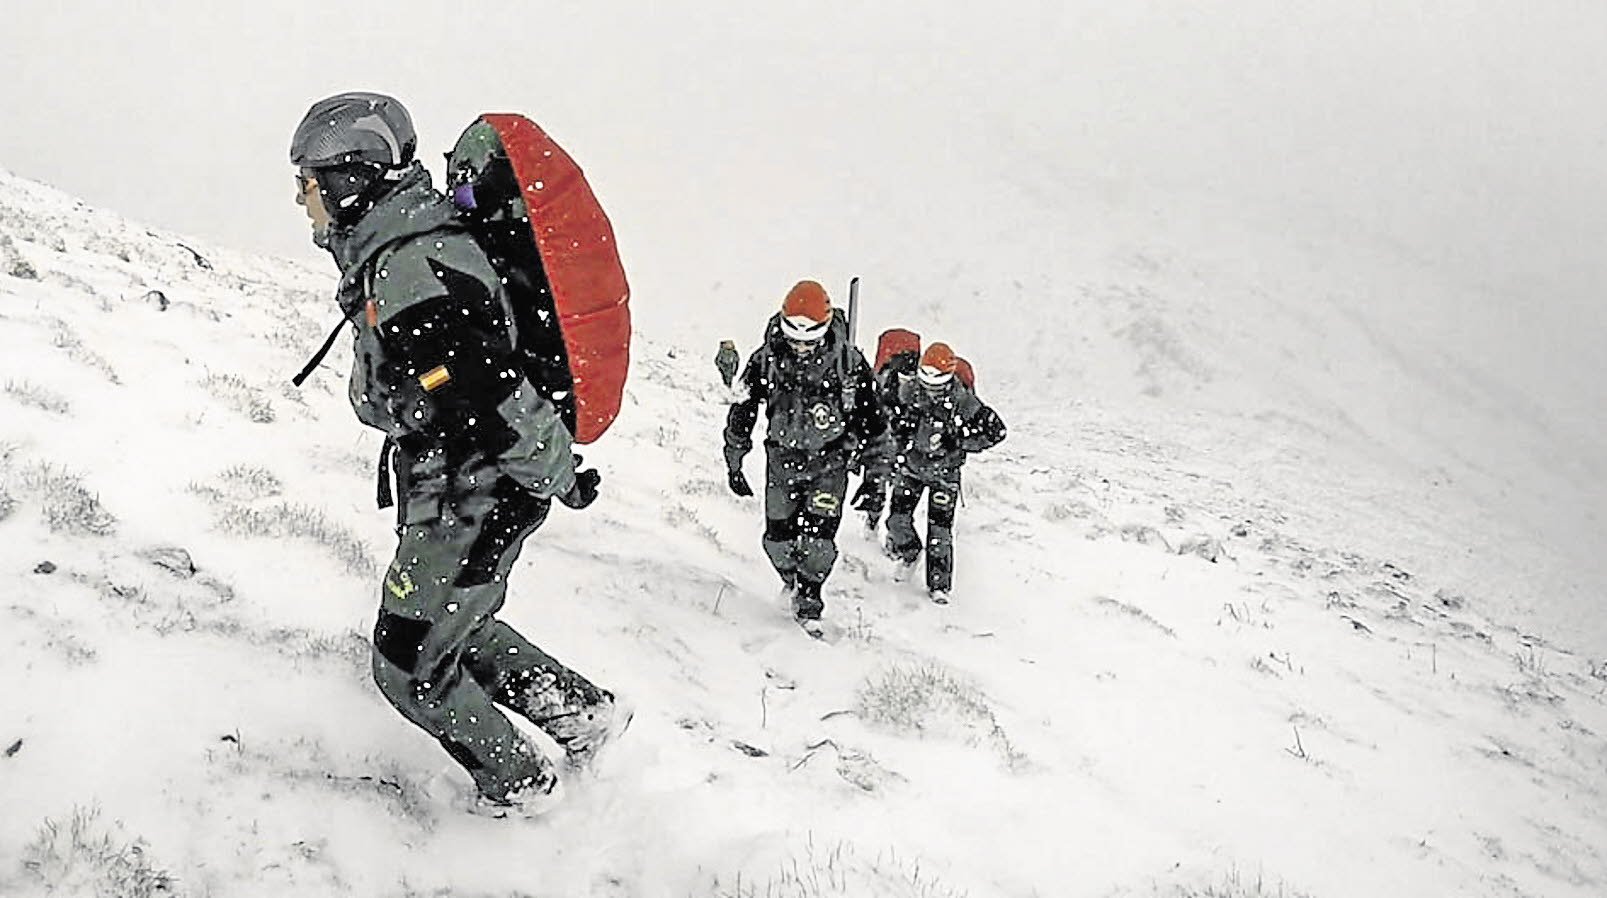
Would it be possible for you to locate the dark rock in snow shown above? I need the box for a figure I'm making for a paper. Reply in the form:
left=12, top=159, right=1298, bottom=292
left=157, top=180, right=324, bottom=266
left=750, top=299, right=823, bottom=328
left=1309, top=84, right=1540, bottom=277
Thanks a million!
left=33, top=561, right=57, bottom=575
left=141, top=289, right=170, bottom=311
left=1177, top=536, right=1227, bottom=563
left=176, top=242, right=213, bottom=270
left=3, top=739, right=20, bottom=758
left=143, top=546, right=197, bottom=578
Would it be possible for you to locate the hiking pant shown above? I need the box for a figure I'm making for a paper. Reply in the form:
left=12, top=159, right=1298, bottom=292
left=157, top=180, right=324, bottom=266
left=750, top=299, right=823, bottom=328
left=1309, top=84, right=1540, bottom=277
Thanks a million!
left=855, top=473, right=887, bottom=527
left=762, top=452, right=848, bottom=620
left=372, top=474, right=609, bottom=802
left=885, top=469, right=961, bottom=594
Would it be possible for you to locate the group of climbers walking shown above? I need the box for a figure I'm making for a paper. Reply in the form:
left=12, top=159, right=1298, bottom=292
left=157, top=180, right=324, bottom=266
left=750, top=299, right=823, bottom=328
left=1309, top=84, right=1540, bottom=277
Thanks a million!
left=721, top=281, right=1007, bottom=634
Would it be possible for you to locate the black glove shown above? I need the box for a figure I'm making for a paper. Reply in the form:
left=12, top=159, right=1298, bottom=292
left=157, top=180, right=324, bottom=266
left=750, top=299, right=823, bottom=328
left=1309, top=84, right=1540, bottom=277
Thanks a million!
left=559, top=455, right=601, bottom=509
left=850, top=477, right=883, bottom=512
left=728, top=468, right=753, bottom=497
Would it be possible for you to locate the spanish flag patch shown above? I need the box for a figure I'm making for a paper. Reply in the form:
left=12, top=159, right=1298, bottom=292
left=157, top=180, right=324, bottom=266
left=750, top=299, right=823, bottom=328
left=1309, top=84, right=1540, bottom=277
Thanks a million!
left=419, top=365, right=452, bottom=392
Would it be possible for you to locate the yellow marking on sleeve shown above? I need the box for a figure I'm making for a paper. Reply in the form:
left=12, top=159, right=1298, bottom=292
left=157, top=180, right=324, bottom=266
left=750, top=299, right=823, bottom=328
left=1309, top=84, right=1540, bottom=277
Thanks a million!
left=419, top=365, right=452, bottom=392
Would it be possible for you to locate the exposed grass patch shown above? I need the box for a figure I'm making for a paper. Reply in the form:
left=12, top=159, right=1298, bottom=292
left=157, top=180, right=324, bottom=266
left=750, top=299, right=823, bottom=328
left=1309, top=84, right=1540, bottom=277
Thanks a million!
left=214, top=502, right=374, bottom=577
left=1092, top=594, right=1177, bottom=638
left=207, top=737, right=437, bottom=832
left=17, top=463, right=116, bottom=535
left=712, top=838, right=967, bottom=898
left=201, top=373, right=276, bottom=424
left=1166, top=866, right=1313, bottom=898
left=0, top=441, right=17, bottom=522
left=4, top=379, right=71, bottom=415
left=19, top=806, right=180, bottom=897
left=48, top=318, right=120, bottom=384
left=855, top=662, right=1026, bottom=770
left=188, top=464, right=284, bottom=504
left=1, top=232, right=40, bottom=279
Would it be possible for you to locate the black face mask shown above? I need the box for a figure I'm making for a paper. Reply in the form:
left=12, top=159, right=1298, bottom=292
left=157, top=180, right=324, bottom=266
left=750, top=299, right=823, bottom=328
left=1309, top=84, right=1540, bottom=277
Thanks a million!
left=311, top=162, right=389, bottom=229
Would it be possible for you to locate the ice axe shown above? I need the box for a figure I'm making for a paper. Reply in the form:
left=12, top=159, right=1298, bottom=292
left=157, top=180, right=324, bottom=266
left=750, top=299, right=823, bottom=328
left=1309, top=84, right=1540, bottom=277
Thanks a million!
left=847, top=276, right=860, bottom=348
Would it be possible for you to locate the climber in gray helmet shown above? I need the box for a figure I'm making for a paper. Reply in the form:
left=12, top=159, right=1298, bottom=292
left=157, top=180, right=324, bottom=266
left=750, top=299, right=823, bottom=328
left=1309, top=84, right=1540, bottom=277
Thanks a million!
left=289, top=92, right=629, bottom=817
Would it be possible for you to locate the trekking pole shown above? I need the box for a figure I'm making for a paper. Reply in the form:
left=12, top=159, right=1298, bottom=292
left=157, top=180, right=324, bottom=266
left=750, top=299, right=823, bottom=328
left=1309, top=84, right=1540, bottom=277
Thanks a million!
left=847, top=276, right=860, bottom=347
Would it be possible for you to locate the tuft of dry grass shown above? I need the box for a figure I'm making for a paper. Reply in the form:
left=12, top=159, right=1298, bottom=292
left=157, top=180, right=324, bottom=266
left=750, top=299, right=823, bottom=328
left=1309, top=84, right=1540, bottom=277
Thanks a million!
left=5, top=379, right=72, bottom=415
left=200, top=373, right=276, bottom=424
left=712, top=837, right=968, bottom=898
left=20, top=806, right=179, bottom=897
left=47, top=318, right=121, bottom=384
left=1, top=232, right=40, bottom=279
left=214, top=502, right=374, bottom=576
left=17, top=463, right=116, bottom=535
left=854, top=662, right=1026, bottom=771
left=187, top=464, right=284, bottom=504
left=1167, top=866, right=1314, bottom=898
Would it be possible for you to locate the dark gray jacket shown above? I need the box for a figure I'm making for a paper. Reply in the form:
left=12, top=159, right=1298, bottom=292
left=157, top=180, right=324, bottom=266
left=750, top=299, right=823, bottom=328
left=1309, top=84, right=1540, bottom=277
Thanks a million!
left=724, top=310, right=890, bottom=476
left=890, top=378, right=1006, bottom=479
left=326, top=164, right=575, bottom=519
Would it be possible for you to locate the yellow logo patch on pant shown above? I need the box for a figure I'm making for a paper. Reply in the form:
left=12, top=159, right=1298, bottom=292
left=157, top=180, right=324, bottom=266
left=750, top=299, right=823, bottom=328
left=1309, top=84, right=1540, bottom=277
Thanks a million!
left=385, top=570, right=418, bottom=600
left=811, top=492, right=840, bottom=513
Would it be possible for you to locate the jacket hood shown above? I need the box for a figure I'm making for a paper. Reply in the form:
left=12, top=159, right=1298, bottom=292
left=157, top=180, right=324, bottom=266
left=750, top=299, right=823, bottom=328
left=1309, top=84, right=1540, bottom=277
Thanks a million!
left=326, top=162, right=462, bottom=305
left=763, top=308, right=851, bottom=382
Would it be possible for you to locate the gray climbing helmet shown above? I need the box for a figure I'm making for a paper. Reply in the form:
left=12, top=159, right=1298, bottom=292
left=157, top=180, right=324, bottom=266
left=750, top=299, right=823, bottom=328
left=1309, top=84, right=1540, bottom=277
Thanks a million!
left=289, top=92, right=416, bottom=169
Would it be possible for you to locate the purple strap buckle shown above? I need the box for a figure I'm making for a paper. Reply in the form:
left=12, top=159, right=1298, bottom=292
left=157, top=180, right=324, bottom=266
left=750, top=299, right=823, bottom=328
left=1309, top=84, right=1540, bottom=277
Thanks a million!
left=451, top=183, right=477, bottom=210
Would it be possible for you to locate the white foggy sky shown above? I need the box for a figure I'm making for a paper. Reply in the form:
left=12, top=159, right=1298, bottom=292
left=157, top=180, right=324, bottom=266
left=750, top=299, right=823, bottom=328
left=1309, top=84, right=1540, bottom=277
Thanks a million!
left=2, top=1, right=1603, bottom=427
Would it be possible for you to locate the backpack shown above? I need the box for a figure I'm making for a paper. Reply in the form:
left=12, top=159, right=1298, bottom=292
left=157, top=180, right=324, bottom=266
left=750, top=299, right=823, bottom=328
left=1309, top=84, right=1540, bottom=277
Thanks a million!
left=955, top=356, right=975, bottom=389
left=446, top=114, right=631, bottom=444
left=873, top=327, right=920, bottom=372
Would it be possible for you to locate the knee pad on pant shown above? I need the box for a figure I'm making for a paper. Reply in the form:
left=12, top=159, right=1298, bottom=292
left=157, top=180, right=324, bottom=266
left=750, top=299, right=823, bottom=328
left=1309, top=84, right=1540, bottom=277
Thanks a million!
left=765, top=516, right=799, bottom=543
left=375, top=611, right=432, bottom=673
left=889, top=484, right=921, bottom=516
left=798, top=509, right=842, bottom=541
left=928, top=489, right=958, bottom=529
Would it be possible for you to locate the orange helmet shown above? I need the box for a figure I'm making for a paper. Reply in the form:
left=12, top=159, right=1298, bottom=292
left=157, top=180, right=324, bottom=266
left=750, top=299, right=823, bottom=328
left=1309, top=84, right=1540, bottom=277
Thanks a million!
left=918, top=342, right=958, bottom=386
left=779, top=280, right=832, bottom=342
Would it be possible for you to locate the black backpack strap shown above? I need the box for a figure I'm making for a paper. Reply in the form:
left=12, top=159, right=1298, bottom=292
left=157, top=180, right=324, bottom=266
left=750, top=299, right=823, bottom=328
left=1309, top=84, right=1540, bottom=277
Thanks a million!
left=376, top=436, right=396, bottom=511
left=291, top=312, right=355, bottom=387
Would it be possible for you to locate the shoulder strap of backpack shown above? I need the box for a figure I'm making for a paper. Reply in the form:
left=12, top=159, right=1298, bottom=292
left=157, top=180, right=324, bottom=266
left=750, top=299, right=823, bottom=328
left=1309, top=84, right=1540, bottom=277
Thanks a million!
left=290, top=232, right=450, bottom=387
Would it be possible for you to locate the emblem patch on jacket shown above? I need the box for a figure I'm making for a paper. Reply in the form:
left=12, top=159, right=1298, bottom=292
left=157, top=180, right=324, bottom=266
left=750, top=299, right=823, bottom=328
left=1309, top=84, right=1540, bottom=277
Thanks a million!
left=811, top=403, right=834, bottom=430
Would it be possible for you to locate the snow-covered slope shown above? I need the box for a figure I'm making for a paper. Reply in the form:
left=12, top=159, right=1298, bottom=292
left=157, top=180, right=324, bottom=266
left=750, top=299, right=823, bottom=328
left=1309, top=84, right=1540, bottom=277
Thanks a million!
left=2, top=171, right=1604, bottom=897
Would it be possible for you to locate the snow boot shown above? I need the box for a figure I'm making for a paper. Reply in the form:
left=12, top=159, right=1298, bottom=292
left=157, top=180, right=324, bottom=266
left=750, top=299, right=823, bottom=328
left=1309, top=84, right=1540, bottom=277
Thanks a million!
left=793, top=580, right=825, bottom=638
left=564, top=695, right=635, bottom=773
left=892, top=558, right=918, bottom=583
left=471, top=771, right=565, bottom=820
